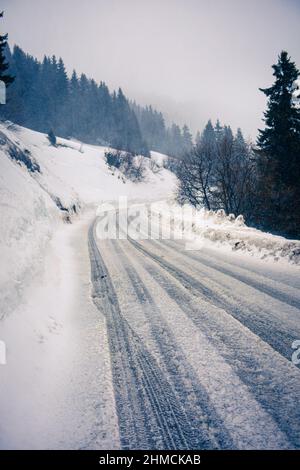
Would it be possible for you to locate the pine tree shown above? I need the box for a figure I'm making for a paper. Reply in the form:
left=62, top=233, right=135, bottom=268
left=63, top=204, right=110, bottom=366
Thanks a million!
left=5, top=46, right=39, bottom=125
left=98, top=81, right=113, bottom=143
left=38, top=55, right=54, bottom=131
left=0, top=11, right=14, bottom=116
left=182, top=124, right=193, bottom=155
left=256, top=51, right=300, bottom=236
left=47, top=129, right=57, bottom=146
left=132, top=102, right=168, bottom=154
left=56, top=58, right=69, bottom=134
left=77, top=73, right=90, bottom=139
left=168, top=124, right=183, bottom=157
left=234, top=128, right=245, bottom=149
left=201, top=120, right=216, bottom=148
left=214, top=119, right=223, bottom=142
left=257, top=51, right=300, bottom=186
left=68, top=70, right=80, bottom=136
left=111, top=88, right=148, bottom=155
left=0, top=11, right=14, bottom=89
left=195, top=130, right=201, bottom=147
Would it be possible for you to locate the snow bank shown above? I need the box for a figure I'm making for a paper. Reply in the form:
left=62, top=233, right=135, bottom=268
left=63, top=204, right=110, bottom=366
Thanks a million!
left=150, top=201, right=300, bottom=265
left=0, top=142, right=59, bottom=319
left=197, top=209, right=300, bottom=264
left=0, top=212, right=120, bottom=449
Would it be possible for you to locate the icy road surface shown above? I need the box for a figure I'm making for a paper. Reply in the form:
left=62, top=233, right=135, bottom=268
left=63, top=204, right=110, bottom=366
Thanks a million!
left=88, top=217, right=300, bottom=450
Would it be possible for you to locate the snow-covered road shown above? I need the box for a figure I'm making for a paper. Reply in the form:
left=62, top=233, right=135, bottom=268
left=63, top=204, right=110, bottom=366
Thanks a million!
left=4, top=124, right=299, bottom=450
left=89, top=217, right=300, bottom=450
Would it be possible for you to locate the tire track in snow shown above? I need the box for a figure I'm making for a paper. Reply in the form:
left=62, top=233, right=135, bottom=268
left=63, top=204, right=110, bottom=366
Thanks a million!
left=115, top=236, right=292, bottom=449
left=128, top=237, right=300, bottom=360
left=89, top=217, right=299, bottom=449
left=89, top=221, right=210, bottom=449
left=121, top=240, right=300, bottom=448
left=110, top=238, right=233, bottom=449
left=166, top=239, right=300, bottom=310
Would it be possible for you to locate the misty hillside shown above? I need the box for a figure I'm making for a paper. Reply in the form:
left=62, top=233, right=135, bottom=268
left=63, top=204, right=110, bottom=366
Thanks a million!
left=1, top=45, right=193, bottom=159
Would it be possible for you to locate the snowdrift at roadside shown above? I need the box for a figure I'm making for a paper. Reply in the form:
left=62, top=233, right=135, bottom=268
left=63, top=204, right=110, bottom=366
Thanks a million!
left=0, top=135, right=59, bottom=319
left=197, top=209, right=300, bottom=265
left=150, top=201, right=300, bottom=265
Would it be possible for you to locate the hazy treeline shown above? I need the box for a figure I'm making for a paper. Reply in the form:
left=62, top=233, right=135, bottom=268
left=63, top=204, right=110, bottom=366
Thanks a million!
left=1, top=45, right=195, bottom=158
left=132, top=102, right=193, bottom=158
left=2, top=46, right=150, bottom=155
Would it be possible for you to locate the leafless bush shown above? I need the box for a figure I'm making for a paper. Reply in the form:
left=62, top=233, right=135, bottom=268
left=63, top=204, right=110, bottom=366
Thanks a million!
left=149, top=159, right=162, bottom=174
left=105, top=150, right=146, bottom=182
left=176, top=123, right=257, bottom=221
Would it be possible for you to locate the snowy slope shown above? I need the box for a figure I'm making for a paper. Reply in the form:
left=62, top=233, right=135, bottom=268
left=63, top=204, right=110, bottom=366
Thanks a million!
left=0, top=122, right=176, bottom=449
left=0, top=122, right=176, bottom=316
left=2, top=123, right=175, bottom=206
left=0, top=134, right=59, bottom=320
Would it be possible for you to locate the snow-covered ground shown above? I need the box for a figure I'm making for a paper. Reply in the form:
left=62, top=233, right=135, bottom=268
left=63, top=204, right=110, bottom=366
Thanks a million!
left=0, top=122, right=175, bottom=449
left=0, top=122, right=299, bottom=449
left=89, top=220, right=300, bottom=449
left=0, top=212, right=120, bottom=449
left=0, top=122, right=176, bottom=318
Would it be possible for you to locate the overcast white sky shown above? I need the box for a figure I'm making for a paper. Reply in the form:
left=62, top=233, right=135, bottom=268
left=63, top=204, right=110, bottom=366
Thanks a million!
left=2, top=0, right=300, bottom=138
